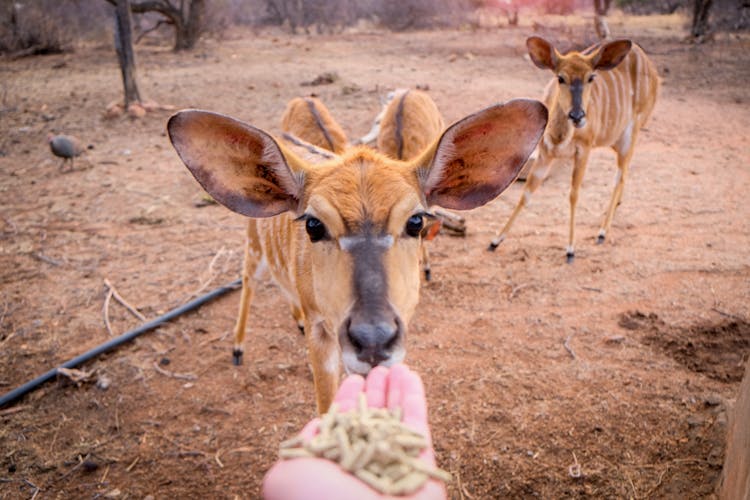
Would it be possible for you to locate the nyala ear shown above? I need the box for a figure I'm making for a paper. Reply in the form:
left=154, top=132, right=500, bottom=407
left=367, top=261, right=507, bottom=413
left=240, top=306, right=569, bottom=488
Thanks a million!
left=592, top=39, right=632, bottom=70
left=414, top=99, right=548, bottom=211
left=167, top=110, right=307, bottom=218
left=527, top=36, right=559, bottom=70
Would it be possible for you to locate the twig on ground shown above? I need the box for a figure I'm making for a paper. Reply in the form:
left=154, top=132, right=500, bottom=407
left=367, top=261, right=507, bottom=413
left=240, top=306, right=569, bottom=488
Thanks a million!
left=187, top=246, right=229, bottom=300
left=24, top=478, right=40, bottom=499
left=32, top=252, right=63, bottom=267
left=57, top=367, right=95, bottom=385
left=641, top=467, right=669, bottom=498
left=49, top=418, right=63, bottom=453
left=126, top=456, right=139, bottom=472
left=228, top=446, right=255, bottom=454
left=199, top=331, right=230, bottom=347
left=100, top=464, right=110, bottom=484
left=0, top=405, right=29, bottom=416
left=0, top=300, right=9, bottom=328
left=625, top=470, right=638, bottom=499
left=581, top=286, right=602, bottom=293
left=509, top=283, right=531, bottom=300
left=152, top=361, right=197, bottom=381
left=711, top=307, right=744, bottom=322
left=58, top=454, right=90, bottom=481
left=475, top=428, right=503, bottom=447
left=214, top=450, right=224, bottom=468
left=103, top=286, right=114, bottom=336
left=104, top=279, right=146, bottom=321
left=114, top=398, right=121, bottom=432
left=563, top=332, right=576, bottom=360
left=455, top=468, right=474, bottom=499
left=0, top=331, right=16, bottom=347
left=1, top=215, right=18, bottom=233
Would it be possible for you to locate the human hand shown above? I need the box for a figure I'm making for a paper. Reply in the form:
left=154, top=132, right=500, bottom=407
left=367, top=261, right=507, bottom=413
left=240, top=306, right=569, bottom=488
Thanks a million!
left=262, top=364, right=447, bottom=500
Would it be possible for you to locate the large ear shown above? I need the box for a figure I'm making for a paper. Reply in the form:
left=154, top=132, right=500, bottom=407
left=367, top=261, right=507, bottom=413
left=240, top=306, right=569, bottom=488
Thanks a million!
left=526, top=36, right=558, bottom=70
left=415, top=99, right=548, bottom=210
left=591, top=39, right=632, bottom=70
left=167, top=110, right=306, bottom=218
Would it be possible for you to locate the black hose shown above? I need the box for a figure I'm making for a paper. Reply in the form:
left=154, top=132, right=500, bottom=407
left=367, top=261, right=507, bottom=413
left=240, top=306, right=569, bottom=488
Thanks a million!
left=0, top=279, right=241, bottom=408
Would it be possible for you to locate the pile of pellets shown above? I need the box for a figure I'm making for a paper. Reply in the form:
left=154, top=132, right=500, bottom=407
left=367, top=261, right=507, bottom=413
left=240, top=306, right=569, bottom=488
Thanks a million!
left=279, top=394, right=451, bottom=496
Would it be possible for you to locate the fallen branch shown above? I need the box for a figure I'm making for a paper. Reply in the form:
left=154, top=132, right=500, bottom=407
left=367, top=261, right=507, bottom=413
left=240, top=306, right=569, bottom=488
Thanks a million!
left=126, top=456, right=139, bottom=472
left=509, top=283, right=531, bottom=300
left=433, top=209, right=467, bottom=236
left=104, top=279, right=146, bottom=321
left=58, top=454, right=90, bottom=482
left=152, top=361, right=197, bottom=381
left=24, top=478, right=40, bottom=499
left=32, top=252, right=63, bottom=267
left=711, top=307, right=744, bottom=322
left=0, top=404, right=29, bottom=416
left=57, top=367, right=95, bottom=385
left=187, top=246, right=229, bottom=300
left=563, top=332, right=576, bottom=360
left=103, top=287, right=114, bottom=337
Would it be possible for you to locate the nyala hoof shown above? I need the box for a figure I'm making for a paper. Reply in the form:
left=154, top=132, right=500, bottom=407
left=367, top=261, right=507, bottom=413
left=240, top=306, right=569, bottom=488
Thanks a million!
left=232, top=349, right=243, bottom=366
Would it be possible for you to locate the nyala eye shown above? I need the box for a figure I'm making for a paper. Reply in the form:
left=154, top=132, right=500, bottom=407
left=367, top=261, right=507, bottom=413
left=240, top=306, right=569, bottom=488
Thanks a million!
left=588, top=74, right=596, bottom=83
left=305, top=217, right=327, bottom=242
left=557, top=75, right=566, bottom=84
left=405, top=214, right=424, bottom=237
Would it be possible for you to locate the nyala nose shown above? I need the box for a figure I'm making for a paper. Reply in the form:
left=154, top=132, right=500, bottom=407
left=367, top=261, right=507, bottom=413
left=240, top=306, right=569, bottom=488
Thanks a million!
left=347, top=320, right=399, bottom=366
left=568, top=109, right=585, bottom=123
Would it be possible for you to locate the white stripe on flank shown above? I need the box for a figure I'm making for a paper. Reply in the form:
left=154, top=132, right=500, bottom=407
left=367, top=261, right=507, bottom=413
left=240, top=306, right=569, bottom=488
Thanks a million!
left=253, top=256, right=268, bottom=280
left=611, top=69, right=622, bottom=117
left=634, top=50, right=641, bottom=103
left=642, top=53, right=651, bottom=104
left=599, top=73, right=609, bottom=129
left=619, top=120, right=633, bottom=154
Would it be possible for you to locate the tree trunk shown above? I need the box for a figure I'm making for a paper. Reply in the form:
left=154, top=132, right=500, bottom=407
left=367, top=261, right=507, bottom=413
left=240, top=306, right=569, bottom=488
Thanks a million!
left=174, top=0, right=205, bottom=51
left=594, top=0, right=612, bottom=39
left=691, top=0, right=713, bottom=39
left=114, top=0, right=141, bottom=106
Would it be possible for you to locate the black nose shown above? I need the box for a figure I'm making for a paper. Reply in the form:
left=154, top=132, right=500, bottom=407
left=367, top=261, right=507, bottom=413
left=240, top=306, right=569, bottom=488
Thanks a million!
left=347, top=319, right=399, bottom=366
left=568, top=109, right=585, bottom=124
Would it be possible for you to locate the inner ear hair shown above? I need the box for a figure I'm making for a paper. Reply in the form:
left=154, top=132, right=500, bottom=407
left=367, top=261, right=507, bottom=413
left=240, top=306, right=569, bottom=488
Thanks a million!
left=526, top=36, right=558, bottom=70
left=593, top=39, right=632, bottom=70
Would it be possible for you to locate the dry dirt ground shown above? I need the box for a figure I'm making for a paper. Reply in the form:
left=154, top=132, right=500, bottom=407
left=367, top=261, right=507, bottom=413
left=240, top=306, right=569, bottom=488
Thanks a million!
left=1, top=11, right=749, bottom=500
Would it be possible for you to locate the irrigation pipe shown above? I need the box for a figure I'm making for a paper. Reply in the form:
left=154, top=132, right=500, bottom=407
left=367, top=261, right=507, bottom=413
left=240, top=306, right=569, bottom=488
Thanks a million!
left=0, top=278, right=241, bottom=408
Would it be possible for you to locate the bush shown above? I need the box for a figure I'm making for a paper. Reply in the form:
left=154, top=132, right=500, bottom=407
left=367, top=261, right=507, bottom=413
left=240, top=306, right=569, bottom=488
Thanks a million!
left=0, top=1, right=73, bottom=55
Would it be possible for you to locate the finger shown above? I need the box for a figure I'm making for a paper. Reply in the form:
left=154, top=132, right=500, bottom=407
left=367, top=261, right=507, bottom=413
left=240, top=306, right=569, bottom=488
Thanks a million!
left=399, top=367, right=428, bottom=434
left=299, top=418, right=321, bottom=441
left=334, top=373, right=365, bottom=412
left=386, top=363, right=409, bottom=411
left=364, top=365, right=389, bottom=408
left=390, top=365, right=435, bottom=464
